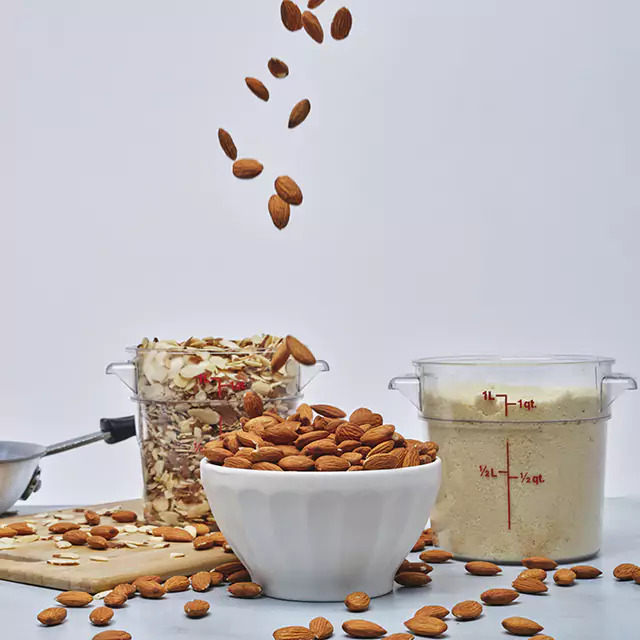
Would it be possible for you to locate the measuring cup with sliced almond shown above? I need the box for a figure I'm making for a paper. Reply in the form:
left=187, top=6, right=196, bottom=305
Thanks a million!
left=390, top=355, right=636, bottom=563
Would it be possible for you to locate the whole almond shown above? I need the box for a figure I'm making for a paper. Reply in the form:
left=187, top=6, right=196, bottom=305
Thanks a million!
left=90, top=606, right=114, bottom=627
left=206, top=570, right=223, bottom=585
left=342, top=452, right=363, bottom=465
left=465, top=561, right=501, bottom=576
left=8, top=521, right=36, bottom=535
left=480, top=588, right=520, bottom=605
left=63, top=530, right=90, bottom=545
left=203, top=444, right=234, bottom=465
left=56, top=591, right=94, bottom=607
left=104, top=591, right=127, bottom=608
left=0, top=526, right=17, bottom=538
left=93, top=632, right=132, bottom=640
left=184, top=599, right=210, bottom=619
left=309, top=617, right=334, bottom=639
left=345, top=591, right=370, bottom=612
left=308, top=0, right=325, bottom=8
left=218, top=128, right=238, bottom=160
left=512, top=576, right=548, bottom=594
left=281, top=0, right=303, bottom=31
left=553, top=568, right=576, bottom=586
left=570, top=565, right=602, bottom=579
left=302, top=11, right=324, bottom=43
left=136, top=581, right=166, bottom=599
left=389, top=448, right=408, bottom=467
left=245, top=77, right=270, bottom=101
left=37, top=607, right=67, bottom=626
left=342, top=620, right=387, bottom=639
left=90, top=525, right=119, bottom=540
left=286, top=335, right=315, bottom=363
left=295, top=430, right=330, bottom=449
left=164, top=575, right=190, bottom=592
left=363, top=453, right=397, bottom=471
left=162, top=527, right=193, bottom=543
left=613, top=563, right=639, bottom=580
left=214, top=560, right=246, bottom=576
left=335, top=424, right=365, bottom=444
left=133, top=575, right=162, bottom=586
left=228, top=582, right=263, bottom=598
left=279, top=455, right=316, bottom=471
left=522, top=556, right=558, bottom=570
left=243, top=390, right=264, bottom=418
left=49, top=522, right=81, bottom=534
left=452, top=600, right=483, bottom=621
left=84, top=510, right=101, bottom=526
left=289, top=99, right=312, bottom=129
left=274, top=627, right=315, bottom=640
left=414, top=605, right=449, bottom=620
left=253, top=461, right=284, bottom=471
left=268, top=195, right=291, bottom=230
left=193, top=534, right=216, bottom=551
left=311, top=404, right=346, bottom=419
left=398, top=561, right=433, bottom=574
left=360, top=425, right=395, bottom=447
left=411, top=538, right=426, bottom=553
left=420, top=550, right=453, bottom=564
left=518, top=568, right=547, bottom=582
left=316, top=455, right=350, bottom=471
left=349, top=408, right=372, bottom=424
left=385, top=636, right=415, bottom=640
left=112, top=510, right=137, bottom=523
left=404, top=616, right=447, bottom=637
left=228, top=569, right=251, bottom=583
left=395, top=572, right=431, bottom=587
left=368, top=440, right=395, bottom=457
left=112, top=583, right=136, bottom=599
left=263, top=423, right=299, bottom=445
left=271, top=341, right=291, bottom=372
left=233, top=158, right=264, bottom=179
left=347, top=465, right=364, bottom=472
left=331, top=7, right=353, bottom=40
left=268, top=57, right=290, bottom=79
left=501, top=616, right=544, bottom=636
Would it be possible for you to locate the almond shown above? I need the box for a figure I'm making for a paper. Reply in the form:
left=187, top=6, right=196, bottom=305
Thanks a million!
left=218, top=128, right=237, bottom=160
left=56, top=591, right=94, bottom=607
left=162, top=527, right=193, bottom=543
left=302, top=11, right=324, bottom=43
left=309, top=617, right=334, bottom=639
left=281, top=1, right=303, bottom=31
left=37, top=607, right=67, bottom=626
left=480, top=588, right=519, bottom=605
left=518, top=568, right=547, bottom=582
left=367, top=440, right=395, bottom=457
left=228, top=569, right=251, bottom=583
left=84, top=510, right=101, bottom=526
left=285, top=336, right=315, bottom=365
left=133, top=575, right=162, bottom=586
left=271, top=341, right=291, bottom=372
left=8, top=521, right=36, bottom=535
left=348, top=408, right=371, bottom=424
left=0, top=526, right=17, bottom=538
left=344, top=591, right=370, bottom=612
left=214, top=560, right=246, bottom=577
left=331, top=7, right=353, bottom=40
left=419, top=550, right=453, bottom=564
left=112, top=583, right=136, bottom=599
left=253, top=461, right=284, bottom=471
left=521, top=556, right=557, bottom=570
left=295, top=430, right=330, bottom=449
left=613, top=563, right=639, bottom=580
left=452, top=600, right=482, bottom=621
left=316, top=455, right=350, bottom=471
left=310, top=404, right=345, bottom=418
left=242, top=390, right=264, bottom=418
left=245, top=77, right=270, bottom=101
left=92, top=632, right=132, bottom=640
left=335, top=424, right=365, bottom=444
left=342, top=620, right=387, bottom=639
left=90, top=606, right=114, bottom=627
left=136, top=581, right=166, bottom=599
left=228, top=582, right=263, bottom=598
left=414, top=606, right=449, bottom=620
left=263, top=423, right=299, bottom=445
left=233, top=158, right=264, bottom=179
left=362, top=453, right=396, bottom=471
left=225, top=456, right=254, bottom=469
left=389, top=448, right=408, bottom=467
left=90, top=525, right=119, bottom=540
left=49, top=522, right=81, bottom=534
left=160, top=575, right=188, bottom=593
left=342, top=452, right=363, bottom=465
left=274, top=627, right=315, bottom=640
left=63, top=530, right=90, bottom=545
left=501, top=616, right=544, bottom=636
left=81, top=535, right=107, bottom=551
left=209, top=570, right=225, bottom=585
left=347, top=465, right=363, bottom=472
left=112, top=510, right=137, bottom=523
left=512, top=576, right=548, bottom=594
left=279, top=455, right=316, bottom=471
left=184, top=599, right=210, bottom=618
left=398, top=561, right=433, bottom=574
left=268, top=57, right=290, bottom=79
left=395, top=572, right=431, bottom=587
left=404, top=616, right=447, bottom=637
left=103, top=591, right=127, bottom=608
left=360, top=425, right=395, bottom=447
left=268, top=195, right=291, bottom=230
left=289, top=99, right=312, bottom=129
left=193, top=534, right=216, bottom=550
left=203, top=444, right=234, bottom=464
left=384, top=635, right=414, bottom=640
left=570, top=565, right=602, bottom=579
left=553, top=568, right=576, bottom=586
left=465, top=561, right=501, bottom=576
left=308, top=0, right=325, bottom=8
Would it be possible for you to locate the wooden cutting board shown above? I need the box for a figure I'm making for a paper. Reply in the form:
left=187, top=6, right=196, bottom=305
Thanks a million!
left=0, top=499, right=235, bottom=593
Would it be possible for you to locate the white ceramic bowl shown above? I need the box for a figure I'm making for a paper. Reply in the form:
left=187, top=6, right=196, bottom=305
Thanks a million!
left=200, top=457, right=442, bottom=602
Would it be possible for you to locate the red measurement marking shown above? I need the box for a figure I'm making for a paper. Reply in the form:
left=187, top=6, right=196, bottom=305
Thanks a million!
left=482, top=391, right=536, bottom=417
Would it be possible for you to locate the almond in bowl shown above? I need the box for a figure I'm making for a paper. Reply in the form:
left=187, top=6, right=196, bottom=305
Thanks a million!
left=200, top=404, right=441, bottom=601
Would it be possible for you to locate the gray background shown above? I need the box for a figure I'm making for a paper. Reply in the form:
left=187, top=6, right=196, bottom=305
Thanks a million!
left=6, top=0, right=640, bottom=504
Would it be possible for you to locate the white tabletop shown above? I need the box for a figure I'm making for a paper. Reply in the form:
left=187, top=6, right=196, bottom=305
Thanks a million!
left=4, top=497, right=639, bottom=639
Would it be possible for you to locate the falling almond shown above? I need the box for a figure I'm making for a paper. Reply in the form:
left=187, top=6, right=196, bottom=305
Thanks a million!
left=331, top=7, right=353, bottom=40
left=268, top=195, right=291, bottom=230
left=268, top=58, right=290, bottom=79
left=218, top=129, right=237, bottom=160
left=275, top=176, right=303, bottom=205
left=281, top=1, right=303, bottom=31
left=289, top=99, right=311, bottom=129
left=245, top=77, right=270, bottom=102
left=233, top=159, right=264, bottom=179
left=308, top=0, right=325, bottom=8
left=302, top=11, right=324, bottom=43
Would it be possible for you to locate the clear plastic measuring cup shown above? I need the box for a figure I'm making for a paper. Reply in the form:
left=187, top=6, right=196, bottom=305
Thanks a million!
left=390, top=355, right=637, bottom=562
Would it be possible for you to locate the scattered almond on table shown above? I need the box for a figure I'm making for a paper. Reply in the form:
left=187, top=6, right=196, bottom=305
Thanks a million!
left=502, top=616, right=544, bottom=636
left=37, top=607, right=67, bottom=626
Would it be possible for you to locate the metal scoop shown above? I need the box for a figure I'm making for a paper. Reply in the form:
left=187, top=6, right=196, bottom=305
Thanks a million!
left=0, top=417, right=135, bottom=515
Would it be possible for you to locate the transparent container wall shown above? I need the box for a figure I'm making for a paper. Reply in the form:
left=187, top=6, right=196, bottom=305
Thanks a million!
left=390, top=355, right=636, bottom=562
left=136, top=395, right=301, bottom=527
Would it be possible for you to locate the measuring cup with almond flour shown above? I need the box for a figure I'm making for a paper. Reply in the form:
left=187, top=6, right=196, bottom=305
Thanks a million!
left=390, top=356, right=637, bottom=563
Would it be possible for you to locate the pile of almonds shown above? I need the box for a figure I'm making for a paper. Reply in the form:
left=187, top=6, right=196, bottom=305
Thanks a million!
left=219, top=2, right=354, bottom=230
left=202, top=401, right=439, bottom=472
